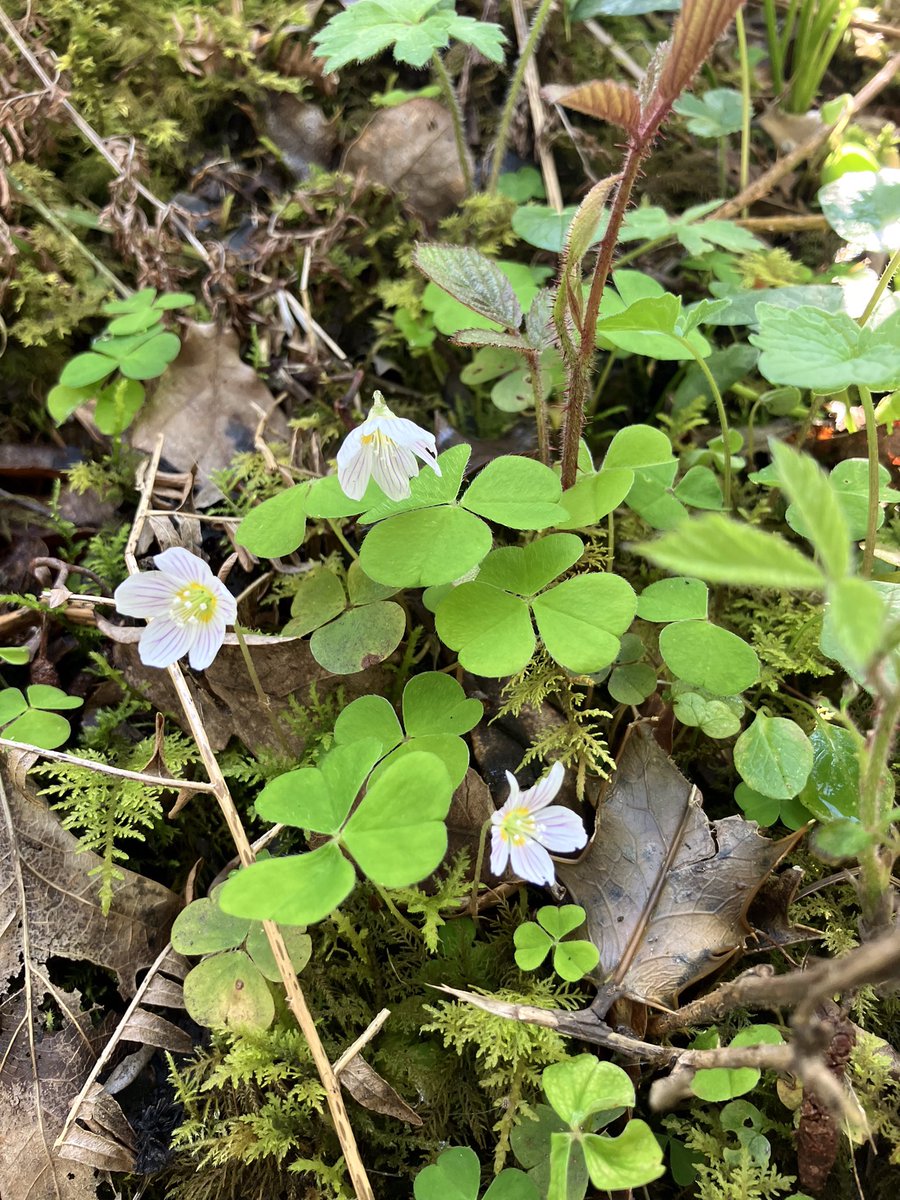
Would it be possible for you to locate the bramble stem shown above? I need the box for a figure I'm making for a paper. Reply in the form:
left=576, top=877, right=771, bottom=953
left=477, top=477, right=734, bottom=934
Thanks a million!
left=857, top=385, right=880, bottom=578
left=488, top=0, right=556, bottom=192
left=525, top=349, right=551, bottom=466
left=432, top=52, right=472, bottom=195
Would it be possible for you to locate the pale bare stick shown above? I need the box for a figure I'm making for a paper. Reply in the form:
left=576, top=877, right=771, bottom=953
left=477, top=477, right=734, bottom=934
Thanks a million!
left=0, top=740, right=219, bottom=794
left=333, top=1009, right=392, bottom=1076
left=122, top=436, right=375, bottom=1200
left=511, top=0, right=563, bottom=212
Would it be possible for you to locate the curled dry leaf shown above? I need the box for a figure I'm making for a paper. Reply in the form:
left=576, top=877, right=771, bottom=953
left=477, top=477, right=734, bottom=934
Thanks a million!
left=0, top=765, right=180, bottom=1199
left=130, top=322, right=289, bottom=507
left=338, top=1056, right=423, bottom=1126
left=557, top=724, right=797, bottom=1010
left=344, top=99, right=469, bottom=223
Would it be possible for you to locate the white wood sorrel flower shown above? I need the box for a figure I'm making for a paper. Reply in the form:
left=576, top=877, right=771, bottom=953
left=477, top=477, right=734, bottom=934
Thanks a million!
left=490, top=762, right=587, bottom=886
left=337, top=391, right=441, bottom=502
left=114, top=547, right=237, bottom=671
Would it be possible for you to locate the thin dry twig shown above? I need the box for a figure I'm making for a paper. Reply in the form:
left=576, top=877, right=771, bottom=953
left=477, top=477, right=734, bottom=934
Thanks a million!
left=333, top=1009, right=392, bottom=1076
left=122, top=436, right=375, bottom=1200
left=0, top=739, right=219, bottom=794
left=510, top=0, right=562, bottom=212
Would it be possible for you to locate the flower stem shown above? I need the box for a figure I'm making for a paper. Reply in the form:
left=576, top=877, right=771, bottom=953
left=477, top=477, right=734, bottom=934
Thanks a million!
left=373, top=883, right=420, bottom=937
left=234, top=624, right=293, bottom=756
left=327, top=518, right=359, bottom=561
left=432, top=52, right=472, bottom=196
left=470, top=817, right=492, bottom=918
left=488, top=0, right=556, bottom=192
left=859, top=247, right=900, bottom=328
left=525, top=349, right=551, bottom=465
left=857, top=385, right=880, bottom=578
left=679, top=338, right=732, bottom=509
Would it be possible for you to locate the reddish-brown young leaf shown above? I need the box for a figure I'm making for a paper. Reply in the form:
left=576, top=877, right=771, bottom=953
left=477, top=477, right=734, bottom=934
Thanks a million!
left=655, top=0, right=747, bottom=108
left=543, top=80, right=641, bottom=136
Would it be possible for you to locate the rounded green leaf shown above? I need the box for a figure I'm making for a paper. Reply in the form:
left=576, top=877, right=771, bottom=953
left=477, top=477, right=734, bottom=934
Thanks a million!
left=93, top=377, right=145, bottom=435
left=543, top=1055, right=635, bottom=1127
left=117, top=330, right=182, bottom=379
left=370, top=734, right=470, bottom=790
left=532, top=573, right=637, bottom=674
left=812, top=818, right=873, bottom=862
left=346, top=560, right=398, bottom=605
left=436, top=583, right=535, bottom=677
left=343, top=751, right=453, bottom=887
left=256, top=739, right=382, bottom=833
left=171, top=896, right=250, bottom=955
left=582, top=1122, right=665, bottom=1190
left=334, top=695, right=403, bottom=755
left=536, top=904, right=586, bottom=939
left=477, top=534, right=584, bottom=596
left=603, top=424, right=674, bottom=470
left=608, top=663, right=657, bottom=706
left=47, top=384, right=94, bottom=424
left=461, top=456, right=565, bottom=530
left=59, top=353, right=116, bottom=388
left=245, top=922, right=312, bottom=982
left=735, top=783, right=782, bottom=827
left=360, top=507, right=492, bottom=588
left=799, top=721, right=860, bottom=821
left=107, top=306, right=164, bottom=335
left=219, top=841, right=356, bottom=925
left=659, top=620, right=759, bottom=695
left=552, top=940, right=601, bottom=982
left=818, top=168, right=900, bottom=252
left=310, top=601, right=405, bottom=674
left=692, top=1025, right=783, bottom=1101
left=556, top=468, right=634, bottom=529
left=414, top=1146, right=480, bottom=1200
left=26, top=684, right=83, bottom=711
left=102, top=288, right=157, bottom=314
left=0, top=648, right=28, bottom=666
left=514, top=922, right=553, bottom=971
left=305, top=473, right=383, bottom=518
left=236, top=484, right=310, bottom=558
left=155, top=291, right=195, bottom=309
left=734, top=713, right=814, bottom=800
left=482, top=1168, right=539, bottom=1200
left=637, top=577, right=708, bottom=623
left=282, top=568, right=346, bottom=637
left=674, top=465, right=724, bottom=510
left=182, top=951, right=274, bottom=1030
left=402, top=671, right=483, bottom=736
left=3, top=709, right=72, bottom=749
left=0, top=688, right=28, bottom=725
left=672, top=690, right=742, bottom=739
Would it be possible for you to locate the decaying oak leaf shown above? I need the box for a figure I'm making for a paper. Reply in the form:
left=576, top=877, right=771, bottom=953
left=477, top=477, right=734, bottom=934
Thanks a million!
left=339, top=1056, right=422, bottom=1126
left=344, top=99, right=469, bottom=222
left=557, top=725, right=796, bottom=1010
left=130, top=322, right=288, bottom=506
left=0, top=766, right=180, bottom=1200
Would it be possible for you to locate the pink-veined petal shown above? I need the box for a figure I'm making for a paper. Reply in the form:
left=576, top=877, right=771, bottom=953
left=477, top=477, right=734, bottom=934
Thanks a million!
left=371, top=445, right=414, bottom=501
left=114, top=572, right=177, bottom=618
left=490, top=826, right=510, bottom=877
left=138, top=619, right=196, bottom=668
left=187, top=618, right=227, bottom=670
left=509, top=838, right=556, bottom=886
left=497, top=771, right=521, bottom=816
left=378, top=417, right=441, bottom=473
left=521, top=762, right=566, bottom=813
left=209, top=579, right=238, bottom=625
left=533, top=806, right=588, bottom=853
left=153, top=546, right=214, bottom=586
left=337, top=440, right=372, bottom=500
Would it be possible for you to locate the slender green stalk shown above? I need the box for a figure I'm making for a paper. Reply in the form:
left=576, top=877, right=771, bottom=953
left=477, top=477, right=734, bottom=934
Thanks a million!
left=373, top=883, right=420, bottom=937
left=525, top=349, right=551, bottom=466
left=856, top=684, right=900, bottom=937
left=586, top=350, right=618, bottom=419
left=859, top=247, right=900, bottom=328
left=735, top=10, right=752, bottom=214
left=432, top=52, right=472, bottom=195
left=678, top=339, right=732, bottom=509
left=327, top=518, right=359, bottom=561
left=488, top=0, right=556, bottom=192
left=763, top=0, right=785, bottom=94
left=606, top=512, right=615, bottom=572
left=470, top=818, right=491, bottom=918
left=857, top=385, right=880, bottom=579
left=613, top=235, right=672, bottom=271
left=234, top=624, right=293, bottom=756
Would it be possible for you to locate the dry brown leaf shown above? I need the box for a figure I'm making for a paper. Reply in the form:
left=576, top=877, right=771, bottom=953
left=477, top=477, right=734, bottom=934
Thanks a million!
left=130, top=322, right=289, bottom=506
left=557, top=725, right=795, bottom=1010
left=0, top=766, right=180, bottom=1199
left=344, top=99, right=468, bottom=222
left=339, top=1056, right=423, bottom=1127
left=543, top=80, right=641, bottom=134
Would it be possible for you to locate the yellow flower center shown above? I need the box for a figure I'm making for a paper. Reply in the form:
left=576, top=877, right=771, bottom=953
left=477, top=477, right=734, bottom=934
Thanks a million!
left=360, top=428, right=396, bottom=456
left=170, top=582, right=218, bottom=626
left=498, top=806, right=538, bottom=848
